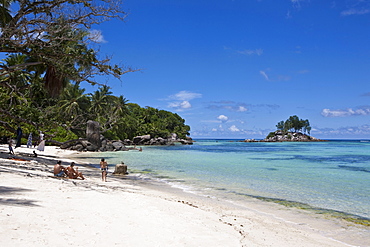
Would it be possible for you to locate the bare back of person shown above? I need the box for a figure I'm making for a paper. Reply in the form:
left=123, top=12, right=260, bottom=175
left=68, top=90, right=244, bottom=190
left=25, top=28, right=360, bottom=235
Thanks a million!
left=54, top=161, right=66, bottom=177
left=100, top=158, right=108, bottom=182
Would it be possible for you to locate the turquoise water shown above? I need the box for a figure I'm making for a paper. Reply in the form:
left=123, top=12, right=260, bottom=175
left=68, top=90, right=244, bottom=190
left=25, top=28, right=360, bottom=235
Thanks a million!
left=78, top=139, right=370, bottom=219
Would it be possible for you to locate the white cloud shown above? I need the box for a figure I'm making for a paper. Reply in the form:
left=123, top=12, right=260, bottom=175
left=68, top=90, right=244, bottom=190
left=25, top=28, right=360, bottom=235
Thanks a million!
left=237, top=106, right=248, bottom=112
left=313, top=125, right=370, bottom=138
left=168, top=100, right=191, bottom=110
left=286, top=10, right=292, bottom=19
left=217, top=115, right=229, bottom=122
left=260, top=70, right=270, bottom=81
left=321, top=107, right=370, bottom=117
left=260, top=69, right=291, bottom=82
left=229, top=125, right=240, bottom=132
left=169, top=90, right=202, bottom=101
left=340, top=0, right=370, bottom=16
left=291, top=0, right=302, bottom=8
left=297, top=69, right=309, bottom=74
left=207, top=101, right=278, bottom=112
left=167, top=90, right=202, bottom=111
left=88, top=29, right=107, bottom=43
left=237, top=49, right=263, bottom=56
left=207, top=101, right=249, bottom=112
left=341, top=8, right=370, bottom=16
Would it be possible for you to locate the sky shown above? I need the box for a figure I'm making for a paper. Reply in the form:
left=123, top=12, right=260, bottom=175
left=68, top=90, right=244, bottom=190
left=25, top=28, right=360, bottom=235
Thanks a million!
left=84, top=0, right=370, bottom=139
left=16, top=0, right=370, bottom=139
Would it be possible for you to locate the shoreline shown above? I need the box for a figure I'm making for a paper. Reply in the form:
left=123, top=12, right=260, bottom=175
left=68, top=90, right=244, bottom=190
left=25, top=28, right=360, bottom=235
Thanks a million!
left=0, top=145, right=369, bottom=246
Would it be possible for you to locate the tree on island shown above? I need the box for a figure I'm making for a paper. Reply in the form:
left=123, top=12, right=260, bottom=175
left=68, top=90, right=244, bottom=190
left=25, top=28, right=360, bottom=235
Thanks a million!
left=275, top=115, right=311, bottom=135
left=260, top=115, right=319, bottom=142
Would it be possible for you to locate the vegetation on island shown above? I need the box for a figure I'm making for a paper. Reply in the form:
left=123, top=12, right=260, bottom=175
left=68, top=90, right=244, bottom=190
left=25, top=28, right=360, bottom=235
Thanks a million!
left=0, top=0, right=190, bottom=144
left=264, top=115, right=316, bottom=141
left=275, top=115, right=311, bottom=135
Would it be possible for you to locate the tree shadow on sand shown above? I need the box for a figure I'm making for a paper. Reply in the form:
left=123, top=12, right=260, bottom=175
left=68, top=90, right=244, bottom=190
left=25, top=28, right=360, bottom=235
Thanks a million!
left=0, top=186, right=39, bottom=207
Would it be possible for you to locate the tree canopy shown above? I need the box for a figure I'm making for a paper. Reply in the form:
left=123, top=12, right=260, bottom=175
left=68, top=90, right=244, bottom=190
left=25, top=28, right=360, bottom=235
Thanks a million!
left=0, top=81, right=191, bottom=142
left=0, top=0, right=191, bottom=143
left=275, top=115, right=311, bottom=135
left=0, top=0, right=136, bottom=96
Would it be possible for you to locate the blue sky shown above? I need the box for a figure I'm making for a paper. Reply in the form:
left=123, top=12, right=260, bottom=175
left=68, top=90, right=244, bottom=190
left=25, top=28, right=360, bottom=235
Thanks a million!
left=83, top=1, right=370, bottom=139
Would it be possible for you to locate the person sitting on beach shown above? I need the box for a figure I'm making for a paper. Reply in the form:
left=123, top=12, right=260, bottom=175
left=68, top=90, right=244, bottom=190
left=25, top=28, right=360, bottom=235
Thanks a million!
left=66, top=162, right=85, bottom=180
left=28, top=151, right=37, bottom=158
left=100, top=158, right=108, bottom=182
left=54, top=160, right=67, bottom=177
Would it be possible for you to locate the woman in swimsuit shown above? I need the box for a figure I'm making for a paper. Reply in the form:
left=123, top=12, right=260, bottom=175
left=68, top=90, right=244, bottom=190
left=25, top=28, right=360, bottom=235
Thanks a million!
left=100, top=158, right=108, bottom=182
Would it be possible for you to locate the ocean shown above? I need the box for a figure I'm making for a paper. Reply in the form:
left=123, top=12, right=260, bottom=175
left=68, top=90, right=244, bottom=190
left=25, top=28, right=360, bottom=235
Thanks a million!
left=76, top=139, right=370, bottom=220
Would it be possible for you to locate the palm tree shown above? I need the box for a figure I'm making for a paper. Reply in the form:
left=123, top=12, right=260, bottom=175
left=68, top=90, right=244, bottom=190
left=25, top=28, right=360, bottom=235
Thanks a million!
left=89, top=85, right=113, bottom=116
left=0, top=0, right=13, bottom=28
left=0, top=54, right=32, bottom=110
left=58, top=82, right=90, bottom=117
left=112, top=95, right=129, bottom=116
left=1, top=54, right=32, bottom=87
left=42, top=24, right=91, bottom=97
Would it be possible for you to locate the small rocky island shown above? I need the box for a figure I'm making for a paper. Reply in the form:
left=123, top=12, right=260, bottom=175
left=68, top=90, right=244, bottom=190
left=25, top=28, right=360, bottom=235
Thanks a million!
left=242, top=130, right=325, bottom=142
left=242, top=115, right=325, bottom=142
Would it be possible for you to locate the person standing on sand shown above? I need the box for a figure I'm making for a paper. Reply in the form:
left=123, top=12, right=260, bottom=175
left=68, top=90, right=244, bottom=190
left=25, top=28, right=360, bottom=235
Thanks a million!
left=54, top=160, right=67, bottom=177
left=66, top=162, right=85, bottom=180
left=8, top=140, right=14, bottom=155
left=27, top=133, right=32, bottom=148
left=100, top=158, right=108, bottom=182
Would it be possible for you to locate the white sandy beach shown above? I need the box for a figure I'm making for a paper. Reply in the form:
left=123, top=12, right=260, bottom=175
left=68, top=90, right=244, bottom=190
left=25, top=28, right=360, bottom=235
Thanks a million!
left=0, top=145, right=369, bottom=247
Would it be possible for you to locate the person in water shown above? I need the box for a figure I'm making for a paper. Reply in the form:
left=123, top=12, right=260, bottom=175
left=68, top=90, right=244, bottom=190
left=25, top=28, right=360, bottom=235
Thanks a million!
left=100, top=158, right=108, bottom=182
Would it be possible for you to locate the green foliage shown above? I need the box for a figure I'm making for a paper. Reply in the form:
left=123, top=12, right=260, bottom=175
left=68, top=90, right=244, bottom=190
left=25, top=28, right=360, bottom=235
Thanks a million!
left=48, top=126, right=79, bottom=143
left=0, top=0, right=190, bottom=143
left=0, top=0, right=132, bottom=96
left=118, top=104, right=190, bottom=140
left=276, top=121, right=284, bottom=131
left=276, top=115, right=311, bottom=135
left=0, top=79, right=191, bottom=142
left=266, top=132, right=276, bottom=139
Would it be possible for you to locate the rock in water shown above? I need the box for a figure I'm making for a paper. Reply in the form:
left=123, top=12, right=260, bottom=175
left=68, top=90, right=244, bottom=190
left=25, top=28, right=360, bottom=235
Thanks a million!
left=113, top=163, right=128, bottom=175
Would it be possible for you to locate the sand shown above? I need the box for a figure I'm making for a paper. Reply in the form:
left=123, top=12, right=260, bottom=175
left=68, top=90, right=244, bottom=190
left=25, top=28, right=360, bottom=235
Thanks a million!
left=0, top=145, right=369, bottom=247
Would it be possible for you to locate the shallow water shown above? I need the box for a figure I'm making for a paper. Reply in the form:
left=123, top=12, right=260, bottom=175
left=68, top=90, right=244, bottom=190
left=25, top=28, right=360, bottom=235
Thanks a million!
left=76, top=139, right=370, bottom=219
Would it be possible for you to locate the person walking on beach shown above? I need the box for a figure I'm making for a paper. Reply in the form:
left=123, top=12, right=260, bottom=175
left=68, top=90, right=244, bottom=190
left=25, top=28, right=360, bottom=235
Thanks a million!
left=54, top=160, right=67, bottom=177
left=66, top=162, right=85, bottom=180
left=100, top=158, right=108, bottom=182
